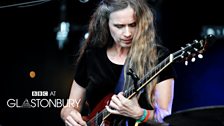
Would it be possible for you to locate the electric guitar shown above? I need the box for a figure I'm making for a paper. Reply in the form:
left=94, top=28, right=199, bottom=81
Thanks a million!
left=84, top=34, right=215, bottom=126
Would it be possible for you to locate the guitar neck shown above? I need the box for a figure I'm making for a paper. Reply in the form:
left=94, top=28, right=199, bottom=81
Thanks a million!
left=124, top=54, right=174, bottom=99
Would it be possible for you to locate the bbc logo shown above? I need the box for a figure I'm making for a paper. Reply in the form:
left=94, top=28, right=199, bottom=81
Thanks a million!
left=32, top=91, right=48, bottom=96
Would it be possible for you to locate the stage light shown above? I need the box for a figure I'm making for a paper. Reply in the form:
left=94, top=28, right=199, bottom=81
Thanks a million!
left=202, top=26, right=224, bottom=39
left=84, top=32, right=89, bottom=39
left=79, top=0, right=89, bottom=3
left=29, top=71, right=36, bottom=78
left=56, top=21, right=70, bottom=50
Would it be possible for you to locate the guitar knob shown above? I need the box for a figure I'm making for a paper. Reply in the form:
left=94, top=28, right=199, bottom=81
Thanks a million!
left=194, top=48, right=198, bottom=52
left=186, top=43, right=192, bottom=47
left=185, top=60, right=188, bottom=66
left=193, top=40, right=199, bottom=43
left=187, top=51, right=191, bottom=55
left=198, top=54, right=203, bottom=59
left=191, top=57, right=196, bottom=62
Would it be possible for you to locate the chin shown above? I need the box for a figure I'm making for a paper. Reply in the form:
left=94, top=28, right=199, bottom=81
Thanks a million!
left=121, top=45, right=131, bottom=48
left=120, top=43, right=131, bottom=47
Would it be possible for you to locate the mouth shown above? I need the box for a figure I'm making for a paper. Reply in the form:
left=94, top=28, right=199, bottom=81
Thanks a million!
left=123, top=39, right=132, bottom=43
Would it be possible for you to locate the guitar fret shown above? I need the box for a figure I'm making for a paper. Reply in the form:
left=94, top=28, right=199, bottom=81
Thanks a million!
left=142, top=56, right=169, bottom=83
left=124, top=85, right=135, bottom=97
left=122, top=56, right=172, bottom=100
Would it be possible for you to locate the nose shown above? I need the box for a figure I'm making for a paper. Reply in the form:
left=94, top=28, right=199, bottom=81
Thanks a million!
left=124, top=26, right=131, bottom=38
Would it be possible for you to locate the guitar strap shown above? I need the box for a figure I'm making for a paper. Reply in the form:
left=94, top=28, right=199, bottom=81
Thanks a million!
left=114, top=66, right=130, bottom=126
left=114, top=66, right=125, bottom=94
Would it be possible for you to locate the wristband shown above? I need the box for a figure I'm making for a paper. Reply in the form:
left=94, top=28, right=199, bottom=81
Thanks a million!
left=143, top=110, right=150, bottom=122
left=136, top=109, right=147, bottom=123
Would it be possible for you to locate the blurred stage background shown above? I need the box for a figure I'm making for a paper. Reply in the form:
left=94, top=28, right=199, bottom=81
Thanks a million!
left=0, top=0, right=224, bottom=126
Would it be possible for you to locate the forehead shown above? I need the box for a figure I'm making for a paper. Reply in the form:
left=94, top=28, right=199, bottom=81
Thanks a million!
left=109, top=6, right=136, bottom=24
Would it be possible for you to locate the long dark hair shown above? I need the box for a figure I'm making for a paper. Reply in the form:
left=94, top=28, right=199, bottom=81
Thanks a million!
left=77, top=0, right=159, bottom=105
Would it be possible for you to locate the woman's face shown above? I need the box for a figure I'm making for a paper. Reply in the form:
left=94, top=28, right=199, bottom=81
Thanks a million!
left=108, top=6, right=136, bottom=48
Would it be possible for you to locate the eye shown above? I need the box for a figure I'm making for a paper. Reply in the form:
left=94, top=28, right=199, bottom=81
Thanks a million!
left=129, top=22, right=136, bottom=27
left=114, top=24, right=124, bottom=29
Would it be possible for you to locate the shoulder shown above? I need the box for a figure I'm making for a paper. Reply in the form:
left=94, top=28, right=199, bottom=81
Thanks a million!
left=81, top=46, right=107, bottom=62
left=85, top=45, right=105, bottom=54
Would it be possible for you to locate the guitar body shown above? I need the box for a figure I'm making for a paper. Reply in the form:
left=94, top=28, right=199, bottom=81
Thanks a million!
left=82, top=93, right=149, bottom=126
left=83, top=93, right=114, bottom=126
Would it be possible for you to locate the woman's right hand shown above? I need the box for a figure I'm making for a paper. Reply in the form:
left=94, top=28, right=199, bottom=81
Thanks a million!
left=61, top=107, right=87, bottom=126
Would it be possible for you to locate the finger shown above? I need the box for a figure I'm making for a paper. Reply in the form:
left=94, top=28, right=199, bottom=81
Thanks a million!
left=65, top=120, right=72, bottom=126
left=109, top=100, right=120, bottom=110
left=105, top=105, right=120, bottom=114
left=111, top=95, right=122, bottom=107
left=70, top=111, right=87, bottom=126
left=118, top=92, right=124, bottom=95
left=106, top=100, right=110, bottom=105
left=117, top=92, right=127, bottom=103
left=66, top=115, right=80, bottom=126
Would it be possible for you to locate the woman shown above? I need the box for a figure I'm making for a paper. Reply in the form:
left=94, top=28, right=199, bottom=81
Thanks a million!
left=61, top=0, right=175, bottom=125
